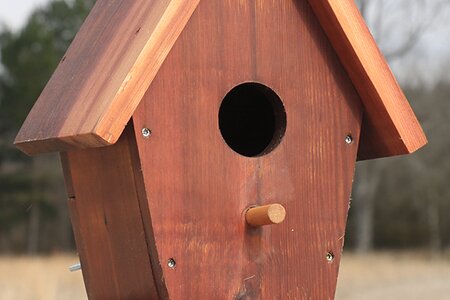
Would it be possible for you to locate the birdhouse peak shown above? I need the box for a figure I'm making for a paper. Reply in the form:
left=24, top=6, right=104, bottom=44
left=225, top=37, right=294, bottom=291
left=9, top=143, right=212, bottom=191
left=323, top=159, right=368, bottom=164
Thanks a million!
left=15, top=0, right=426, bottom=159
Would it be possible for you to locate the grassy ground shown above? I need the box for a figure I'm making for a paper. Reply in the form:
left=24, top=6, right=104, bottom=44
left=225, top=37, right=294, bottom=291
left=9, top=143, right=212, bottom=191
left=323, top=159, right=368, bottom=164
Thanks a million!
left=0, top=254, right=86, bottom=300
left=336, top=251, right=450, bottom=300
left=0, top=252, right=449, bottom=299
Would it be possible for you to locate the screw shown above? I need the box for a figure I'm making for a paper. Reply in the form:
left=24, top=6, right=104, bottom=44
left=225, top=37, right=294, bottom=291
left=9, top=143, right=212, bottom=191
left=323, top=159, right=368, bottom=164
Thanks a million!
left=167, top=258, right=176, bottom=269
left=142, top=127, right=151, bottom=138
left=326, top=252, right=335, bottom=262
left=69, top=263, right=81, bottom=272
left=345, top=134, right=353, bottom=144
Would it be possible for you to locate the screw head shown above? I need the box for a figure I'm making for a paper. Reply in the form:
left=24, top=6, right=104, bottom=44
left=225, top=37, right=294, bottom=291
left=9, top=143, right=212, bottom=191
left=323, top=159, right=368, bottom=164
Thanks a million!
left=345, top=135, right=353, bottom=144
left=167, top=258, right=176, bottom=269
left=326, top=252, right=335, bottom=262
left=142, top=127, right=151, bottom=138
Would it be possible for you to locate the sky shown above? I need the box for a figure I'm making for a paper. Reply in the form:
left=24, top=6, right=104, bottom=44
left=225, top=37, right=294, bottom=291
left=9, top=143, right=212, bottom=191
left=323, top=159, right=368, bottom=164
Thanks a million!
left=0, top=0, right=50, bottom=31
left=0, top=0, right=449, bottom=86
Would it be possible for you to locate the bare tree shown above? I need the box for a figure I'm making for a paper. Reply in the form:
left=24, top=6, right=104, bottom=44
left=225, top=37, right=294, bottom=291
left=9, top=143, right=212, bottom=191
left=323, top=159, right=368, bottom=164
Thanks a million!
left=355, top=0, right=448, bottom=61
left=352, top=0, right=450, bottom=252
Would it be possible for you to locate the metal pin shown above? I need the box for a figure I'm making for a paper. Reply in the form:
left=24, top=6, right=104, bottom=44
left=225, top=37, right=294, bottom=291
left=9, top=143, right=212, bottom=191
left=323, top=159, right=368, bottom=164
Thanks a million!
left=69, top=263, right=82, bottom=272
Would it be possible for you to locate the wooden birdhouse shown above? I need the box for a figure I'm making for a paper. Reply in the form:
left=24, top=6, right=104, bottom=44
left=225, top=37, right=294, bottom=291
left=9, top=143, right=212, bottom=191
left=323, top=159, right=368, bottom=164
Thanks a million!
left=15, top=0, right=427, bottom=299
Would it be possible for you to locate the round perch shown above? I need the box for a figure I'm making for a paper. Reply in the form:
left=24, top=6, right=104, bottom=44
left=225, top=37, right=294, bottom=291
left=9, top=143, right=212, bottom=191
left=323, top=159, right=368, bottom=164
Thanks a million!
left=245, top=204, right=286, bottom=227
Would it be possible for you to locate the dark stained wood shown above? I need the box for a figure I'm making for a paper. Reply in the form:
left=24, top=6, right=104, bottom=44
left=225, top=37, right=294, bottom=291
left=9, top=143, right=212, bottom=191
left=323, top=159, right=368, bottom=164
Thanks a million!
left=15, top=0, right=200, bottom=155
left=307, top=0, right=427, bottom=160
left=132, top=1, right=363, bottom=299
left=13, top=0, right=428, bottom=298
left=60, top=125, right=161, bottom=299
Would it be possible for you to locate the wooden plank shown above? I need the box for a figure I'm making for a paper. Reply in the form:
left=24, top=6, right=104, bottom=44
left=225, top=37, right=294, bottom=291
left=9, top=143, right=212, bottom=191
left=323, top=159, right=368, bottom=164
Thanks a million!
left=15, top=0, right=200, bottom=155
left=60, top=125, right=161, bottom=299
left=307, top=0, right=427, bottom=160
left=132, top=1, right=363, bottom=298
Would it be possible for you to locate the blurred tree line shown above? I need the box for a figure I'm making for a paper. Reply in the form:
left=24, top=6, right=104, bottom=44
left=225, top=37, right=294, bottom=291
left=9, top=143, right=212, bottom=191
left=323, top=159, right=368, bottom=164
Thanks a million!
left=0, top=0, right=94, bottom=254
left=346, top=82, right=450, bottom=252
left=0, top=0, right=448, bottom=254
left=348, top=0, right=450, bottom=253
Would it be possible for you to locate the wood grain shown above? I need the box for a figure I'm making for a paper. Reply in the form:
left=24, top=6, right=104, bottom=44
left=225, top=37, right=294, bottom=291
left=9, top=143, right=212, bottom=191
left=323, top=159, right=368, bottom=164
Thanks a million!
left=132, top=1, right=363, bottom=298
left=15, top=0, right=200, bottom=155
left=307, top=0, right=427, bottom=160
left=60, top=125, right=162, bottom=299
left=245, top=204, right=286, bottom=227
left=15, top=0, right=426, bottom=161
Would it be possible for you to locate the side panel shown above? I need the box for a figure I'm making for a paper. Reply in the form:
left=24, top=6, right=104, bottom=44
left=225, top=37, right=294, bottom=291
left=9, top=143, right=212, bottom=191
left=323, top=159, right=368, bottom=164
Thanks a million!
left=133, top=0, right=363, bottom=299
left=61, top=126, right=161, bottom=299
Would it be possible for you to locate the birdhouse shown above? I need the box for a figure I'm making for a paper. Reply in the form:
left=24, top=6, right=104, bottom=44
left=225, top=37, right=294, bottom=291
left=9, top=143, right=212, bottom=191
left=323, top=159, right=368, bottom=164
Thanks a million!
left=15, top=0, right=427, bottom=299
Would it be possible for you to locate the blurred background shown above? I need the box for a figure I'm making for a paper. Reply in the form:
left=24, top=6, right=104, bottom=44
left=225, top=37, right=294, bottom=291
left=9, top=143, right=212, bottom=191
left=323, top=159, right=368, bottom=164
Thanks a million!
left=0, top=0, right=449, bottom=299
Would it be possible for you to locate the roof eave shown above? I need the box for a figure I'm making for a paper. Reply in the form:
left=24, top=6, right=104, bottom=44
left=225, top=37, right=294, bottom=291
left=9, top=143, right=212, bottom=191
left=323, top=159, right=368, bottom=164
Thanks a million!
left=14, top=0, right=201, bottom=155
left=308, top=0, right=427, bottom=160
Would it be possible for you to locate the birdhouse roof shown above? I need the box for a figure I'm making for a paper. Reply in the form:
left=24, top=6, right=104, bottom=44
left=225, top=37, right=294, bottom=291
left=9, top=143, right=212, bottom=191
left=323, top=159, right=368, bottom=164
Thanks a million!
left=15, top=0, right=426, bottom=160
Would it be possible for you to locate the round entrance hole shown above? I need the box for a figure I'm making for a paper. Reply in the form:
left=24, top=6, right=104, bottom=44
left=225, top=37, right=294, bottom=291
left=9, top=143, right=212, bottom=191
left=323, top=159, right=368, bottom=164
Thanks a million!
left=218, top=82, right=287, bottom=157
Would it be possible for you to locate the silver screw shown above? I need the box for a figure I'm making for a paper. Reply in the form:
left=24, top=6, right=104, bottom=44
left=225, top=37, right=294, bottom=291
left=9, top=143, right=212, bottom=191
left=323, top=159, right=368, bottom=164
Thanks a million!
left=167, top=258, right=176, bottom=269
left=69, top=263, right=81, bottom=272
left=326, top=252, right=335, bottom=262
left=345, top=135, right=353, bottom=144
left=142, top=127, right=151, bottom=138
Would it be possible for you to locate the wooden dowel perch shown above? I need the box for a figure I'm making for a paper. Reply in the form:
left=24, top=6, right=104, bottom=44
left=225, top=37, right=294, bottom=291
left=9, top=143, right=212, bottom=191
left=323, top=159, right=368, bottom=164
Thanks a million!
left=245, top=204, right=286, bottom=227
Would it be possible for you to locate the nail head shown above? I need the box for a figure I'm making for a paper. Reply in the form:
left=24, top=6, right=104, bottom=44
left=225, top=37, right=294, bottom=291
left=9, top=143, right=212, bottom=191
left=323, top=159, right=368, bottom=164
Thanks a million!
left=142, top=127, right=151, bottom=138
left=326, top=252, right=335, bottom=262
left=167, top=258, right=176, bottom=269
left=345, top=135, right=353, bottom=144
